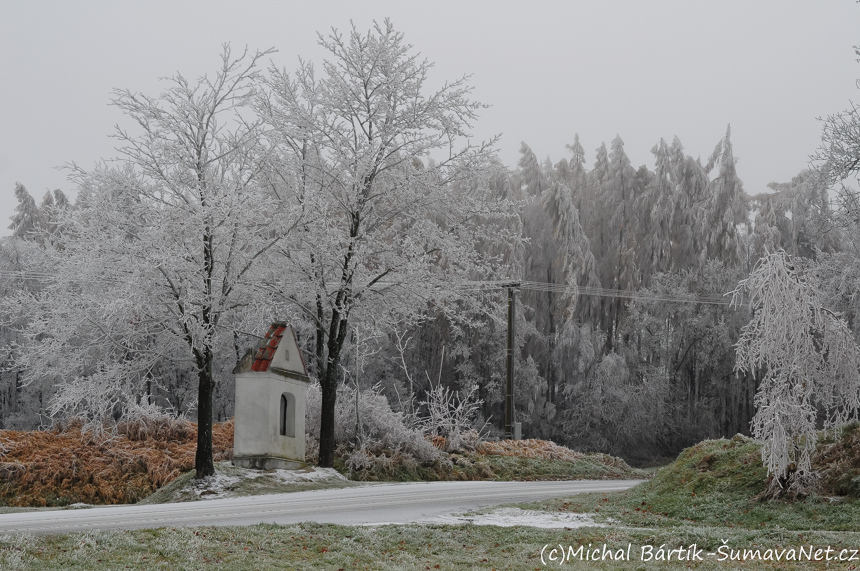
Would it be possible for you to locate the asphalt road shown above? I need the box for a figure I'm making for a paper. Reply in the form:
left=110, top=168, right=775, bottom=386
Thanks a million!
left=0, top=479, right=643, bottom=535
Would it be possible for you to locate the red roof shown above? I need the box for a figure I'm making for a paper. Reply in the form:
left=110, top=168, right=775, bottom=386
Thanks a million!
left=250, top=323, right=287, bottom=372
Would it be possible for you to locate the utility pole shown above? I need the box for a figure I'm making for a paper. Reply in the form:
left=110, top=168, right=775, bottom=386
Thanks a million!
left=505, top=284, right=520, bottom=439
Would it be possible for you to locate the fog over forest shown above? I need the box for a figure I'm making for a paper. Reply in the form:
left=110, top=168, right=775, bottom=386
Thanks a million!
left=2, top=8, right=860, bottom=485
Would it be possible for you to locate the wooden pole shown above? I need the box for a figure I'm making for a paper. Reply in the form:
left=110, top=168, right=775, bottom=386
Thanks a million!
left=505, top=286, right=516, bottom=439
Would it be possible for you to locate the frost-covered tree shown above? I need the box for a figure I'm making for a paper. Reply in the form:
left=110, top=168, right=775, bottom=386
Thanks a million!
left=8, top=183, right=41, bottom=241
left=592, top=142, right=609, bottom=186
left=565, top=135, right=591, bottom=213
left=598, top=136, right=641, bottom=346
left=583, top=142, right=611, bottom=268
left=258, top=20, right=516, bottom=467
left=560, top=351, right=670, bottom=457
left=39, top=189, right=70, bottom=247
left=0, top=237, right=53, bottom=429
left=733, top=250, right=860, bottom=498
left=759, top=170, right=833, bottom=258
left=699, top=125, right=750, bottom=267
left=626, top=260, right=751, bottom=449
left=748, top=196, right=784, bottom=263
left=669, top=137, right=711, bottom=271
left=515, top=143, right=560, bottom=405
left=518, top=142, right=546, bottom=196
left=814, top=45, right=860, bottom=205
left=640, top=138, right=675, bottom=277
left=8, top=46, right=296, bottom=478
left=734, top=51, right=860, bottom=496
left=2, top=185, right=59, bottom=427
left=8, top=185, right=70, bottom=248
left=541, top=180, right=600, bottom=322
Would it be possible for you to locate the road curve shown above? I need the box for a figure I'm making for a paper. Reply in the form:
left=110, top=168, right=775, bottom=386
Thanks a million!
left=0, top=479, right=643, bottom=535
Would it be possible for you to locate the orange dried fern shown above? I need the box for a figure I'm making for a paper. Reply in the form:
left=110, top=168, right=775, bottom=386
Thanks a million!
left=0, top=418, right=234, bottom=507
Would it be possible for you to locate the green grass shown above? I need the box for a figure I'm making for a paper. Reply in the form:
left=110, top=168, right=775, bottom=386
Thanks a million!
left=477, top=453, right=650, bottom=481
left=337, top=450, right=649, bottom=483
left=522, top=434, right=860, bottom=532
left=3, top=437, right=860, bottom=569
left=2, top=522, right=859, bottom=570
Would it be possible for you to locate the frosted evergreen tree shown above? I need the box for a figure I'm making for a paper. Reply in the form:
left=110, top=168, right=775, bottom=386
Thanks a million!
left=640, top=138, right=675, bottom=277
left=669, top=137, right=710, bottom=271
left=516, top=143, right=561, bottom=406
left=8, top=183, right=41, bottom=241
left=553, top=157, right=570, bottom=186
left=39, top=191, right=53, bottom=215
left=599, top=136, right=641, bottom=345
left=517, top=142, right=546, bottom=196
left=749, top=196, right=783, bottom=262
left=542, top=181, right=600, bottom=323
left=565, top=134, right=593, bottom=224
left=542, top=156, right=554, bottom=180
left=565, top=135, right=586, bottom=181
left=699, top=125, right=750, bottom=267
left=584, top=142, right=610, bottom=286
left=39, top=189, right=70, bottom=246
left=760, top=170, right=833, bottom=258
left=592, top=142, right=609, bottom=186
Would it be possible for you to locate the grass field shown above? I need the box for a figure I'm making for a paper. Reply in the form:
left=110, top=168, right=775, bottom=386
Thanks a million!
left=524, top=433, right=860, bottom=532
left=4, top=425, right=860, bottom=569
left=1, top=515, right=858, bottom=570
left=2, top=434, right=860, bottom=569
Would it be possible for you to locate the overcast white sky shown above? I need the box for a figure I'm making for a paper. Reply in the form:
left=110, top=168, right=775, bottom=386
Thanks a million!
left=2, top=1, right=858, bottom=235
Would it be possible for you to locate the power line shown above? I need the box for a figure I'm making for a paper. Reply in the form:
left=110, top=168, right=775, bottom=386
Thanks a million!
left=0, top=270, right=123, bottom=285
left=435, top=279, right=739, bottom=306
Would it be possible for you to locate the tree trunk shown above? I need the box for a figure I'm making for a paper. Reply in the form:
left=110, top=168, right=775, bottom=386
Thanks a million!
left=194, top=346, right=215, bottom=478
left=194, top=204, right=215, bottom=479
left=318, top=302, right=351, bottom=467
left=318, top=363, right=338, bottom=467
left=318, top=207, right=360, bottom=467
left=315, top=292, right=326, bottom=378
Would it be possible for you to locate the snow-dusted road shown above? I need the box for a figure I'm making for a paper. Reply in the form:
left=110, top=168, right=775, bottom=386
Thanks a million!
left=0, top=480, right=642, bottom=535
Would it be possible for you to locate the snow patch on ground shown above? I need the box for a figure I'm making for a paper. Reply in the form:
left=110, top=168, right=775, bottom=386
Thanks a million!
left=191, top=473, right=242, bottom=500
left=425, top=507, right=611, bottom=529
left=190, top=465, right=348, bottom=500
left=272, top=467, right=347, bottom=484
left=66, top=503, right=93, bottom=510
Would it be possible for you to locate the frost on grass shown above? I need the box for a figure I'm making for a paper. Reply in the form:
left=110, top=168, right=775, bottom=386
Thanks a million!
left=0, top=534, right=34, bottom=570
left=424, top=507, right=609, bottom=529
